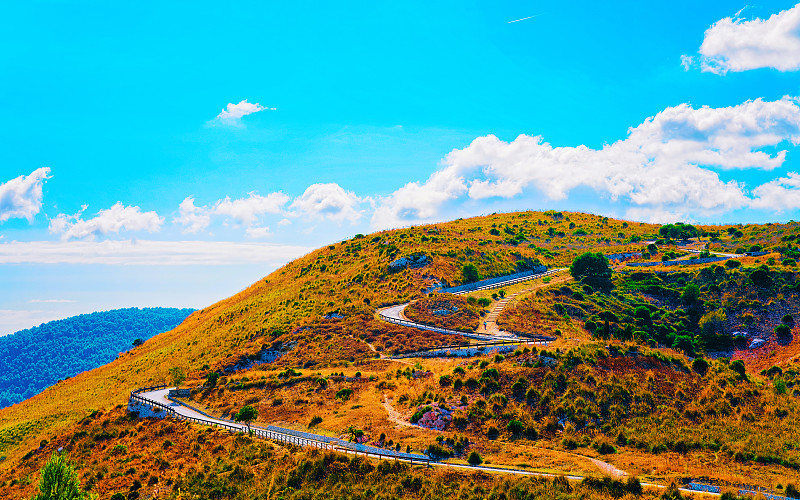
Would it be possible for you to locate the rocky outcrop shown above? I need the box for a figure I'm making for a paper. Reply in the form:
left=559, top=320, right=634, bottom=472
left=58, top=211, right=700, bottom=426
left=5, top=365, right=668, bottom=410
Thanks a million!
left=388, top=253, right=431, bottom=273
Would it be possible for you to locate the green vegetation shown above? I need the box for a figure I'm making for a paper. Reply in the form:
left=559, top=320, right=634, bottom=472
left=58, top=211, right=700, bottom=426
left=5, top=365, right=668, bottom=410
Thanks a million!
left=0, top=308, right=193, bottom=409
left=7, top=211, right=800, bottom=495
left=569, top=252, right=611, bottom=288
left=233, top=405, right=259, bottom=431
left=32, top=452, right=95, bottom=500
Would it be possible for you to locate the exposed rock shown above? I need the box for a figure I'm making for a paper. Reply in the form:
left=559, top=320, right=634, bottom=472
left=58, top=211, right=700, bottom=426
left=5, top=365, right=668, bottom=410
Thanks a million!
left=388, top=253, right=431, bottom=273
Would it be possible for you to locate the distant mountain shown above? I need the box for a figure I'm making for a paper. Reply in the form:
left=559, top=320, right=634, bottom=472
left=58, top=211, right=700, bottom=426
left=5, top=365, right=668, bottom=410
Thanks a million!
left=0, top=307, right=193, bottom=408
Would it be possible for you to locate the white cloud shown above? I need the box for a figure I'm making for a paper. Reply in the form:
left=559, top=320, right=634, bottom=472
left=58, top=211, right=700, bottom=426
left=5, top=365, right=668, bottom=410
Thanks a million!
left=372, top=97, right=800, bottom=228
left=751, top=172, right=800, bottom=210
left=173, top=197, right=211, bottom=233
left=278, top=218, right=292, bottom=226
left=0, top=167, right=51, bottom=223
left=0, top=240, right=311, bottom=266
left=290, top=183, right=363, bottom=223
left=245, top=226, right=272, bottom=239
left=680, top=54, right=694, bottom=71
left=49, top=202, right=163, bottom=240
left=699, top=4, right=800, bottom=74
left=212, top=100, right=274, bottom=126
left=213, top=192, right=289, bottom=226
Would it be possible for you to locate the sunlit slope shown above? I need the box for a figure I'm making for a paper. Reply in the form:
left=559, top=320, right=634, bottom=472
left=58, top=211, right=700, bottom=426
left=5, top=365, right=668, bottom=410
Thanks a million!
left=5, top=210, right=794, bottom=470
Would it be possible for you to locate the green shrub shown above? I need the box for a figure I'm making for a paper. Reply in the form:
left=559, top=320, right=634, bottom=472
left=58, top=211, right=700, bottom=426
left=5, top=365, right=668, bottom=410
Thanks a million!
left=506, top=420, right=524, bottom=435
left=467, top=451, right=483, bottom=465
left=335, top=388, right=354, bottom=401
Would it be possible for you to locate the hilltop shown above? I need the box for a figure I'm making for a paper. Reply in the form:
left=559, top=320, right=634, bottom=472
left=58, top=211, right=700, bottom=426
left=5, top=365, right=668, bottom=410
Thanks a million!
left=3, top=210, right=800, bottom=498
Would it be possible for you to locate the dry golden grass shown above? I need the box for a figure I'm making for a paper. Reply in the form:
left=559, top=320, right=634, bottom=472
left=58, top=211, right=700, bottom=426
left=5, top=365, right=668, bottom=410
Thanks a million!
left=4, top=210, right=800, bottom=494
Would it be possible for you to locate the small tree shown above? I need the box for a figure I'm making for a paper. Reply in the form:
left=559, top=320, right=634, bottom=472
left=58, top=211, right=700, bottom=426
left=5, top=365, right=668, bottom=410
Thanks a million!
left=168, top=367, right=186, bottom=389
left=234, top=405, right=259, bottom=432
left=569, top=252, right=611, bottom=287
left=33, top=452, right=96, bottom=500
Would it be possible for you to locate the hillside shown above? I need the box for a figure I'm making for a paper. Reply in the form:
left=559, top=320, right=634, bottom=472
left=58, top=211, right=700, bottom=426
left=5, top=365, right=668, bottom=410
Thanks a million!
left=3, top=211, right=800, bottom=498
left=0, top=307, right=194, bottom=409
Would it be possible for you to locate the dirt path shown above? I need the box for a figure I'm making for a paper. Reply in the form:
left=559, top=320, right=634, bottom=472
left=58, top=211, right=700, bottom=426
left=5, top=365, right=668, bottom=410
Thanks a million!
left=382, top=394, right=416, bottom=428
left=477, top=272, right=572, bottom=335
left=587, top=457, right=628, bottom=478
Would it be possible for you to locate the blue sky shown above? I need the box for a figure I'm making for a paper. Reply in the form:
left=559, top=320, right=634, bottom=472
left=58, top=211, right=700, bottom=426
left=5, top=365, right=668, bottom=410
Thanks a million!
left=2, top=0, right=800, bottom=333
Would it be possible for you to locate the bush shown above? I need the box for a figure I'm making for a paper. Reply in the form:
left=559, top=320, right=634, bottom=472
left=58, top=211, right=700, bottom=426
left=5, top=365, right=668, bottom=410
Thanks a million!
left=692, top=357, right=709, bottom=375
left=506, top=420, right=525, bottom=435
left=467, top=451, right=483, bottom=465
left=725, top=259, right=742, bottom=268
left=699, top=309, right=726, bottom=336
left=309, top=415, right=323, bottom=427
left=775, top=323, right=792, bottom=339
left=205, top=371, right=220, bottom=387
left=462, top=264, right=480, bottom=284
left=730, top=359, right=746, bottom=379
left=335, top=388, right=354, bottom=401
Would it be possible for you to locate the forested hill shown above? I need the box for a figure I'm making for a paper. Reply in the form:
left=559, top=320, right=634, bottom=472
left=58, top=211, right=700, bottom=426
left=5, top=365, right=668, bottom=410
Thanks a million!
left=0, top=307, right=193, bottom=408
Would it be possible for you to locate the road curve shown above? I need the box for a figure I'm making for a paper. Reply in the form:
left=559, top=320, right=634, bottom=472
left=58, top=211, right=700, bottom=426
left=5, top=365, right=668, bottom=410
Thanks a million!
left=131, top=387, right=715, bottom=496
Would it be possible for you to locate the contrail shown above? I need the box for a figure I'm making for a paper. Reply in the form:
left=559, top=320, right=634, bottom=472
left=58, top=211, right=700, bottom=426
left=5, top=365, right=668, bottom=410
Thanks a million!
left=508, top=14, right=542, bottom=23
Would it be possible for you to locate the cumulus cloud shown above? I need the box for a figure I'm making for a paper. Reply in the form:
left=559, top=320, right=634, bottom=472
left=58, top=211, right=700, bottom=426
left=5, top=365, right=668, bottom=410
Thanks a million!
left=213, top=192, right=289, bottom=225
left=699, top=3, right=800, bottom=74
left=173, top=197, right=211, bottom=234
left=212, top=99, right=274, bottom=126
left=290, top=183, right=363, bottom=223
left=751, top=172, right=800, bottom=210
left=372, top=97, right=800, bottom=228
left=0, top=167, right=51, bottom=223
left=49, top=202, right=163, bottom=240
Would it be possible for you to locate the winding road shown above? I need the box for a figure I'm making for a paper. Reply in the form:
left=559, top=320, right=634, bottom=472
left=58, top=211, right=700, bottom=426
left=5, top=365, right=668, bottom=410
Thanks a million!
left=126, top=268, right=763, bottom=497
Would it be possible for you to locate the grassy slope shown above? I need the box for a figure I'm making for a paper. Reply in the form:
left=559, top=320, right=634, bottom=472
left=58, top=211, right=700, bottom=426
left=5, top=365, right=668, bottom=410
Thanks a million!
left=0, top=211, right=653, bottom=465
left=4, top=210, right=800, bottom=494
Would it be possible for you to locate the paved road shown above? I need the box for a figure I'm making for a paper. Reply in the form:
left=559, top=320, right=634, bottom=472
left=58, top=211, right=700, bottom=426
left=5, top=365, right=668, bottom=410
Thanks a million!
left=132, top=387, right=716, bottom=496
left=377, top=304, right=511, bottom=341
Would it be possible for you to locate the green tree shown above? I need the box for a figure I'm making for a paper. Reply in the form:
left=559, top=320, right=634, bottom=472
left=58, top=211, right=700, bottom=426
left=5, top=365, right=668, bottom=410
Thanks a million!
left=32, top=452, right=96, bottom=500
left=461, top=264, right=480, bottom=284
left=168, top=367, right=186, bottom=389
left=569, top=252, right=611, bottom=287
left=234, top=405, right=259, bottom=431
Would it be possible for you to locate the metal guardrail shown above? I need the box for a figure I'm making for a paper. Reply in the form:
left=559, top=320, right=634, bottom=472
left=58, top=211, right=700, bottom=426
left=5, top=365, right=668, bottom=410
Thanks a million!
left=379, top=314, right=500, bottom=341
left=129, top=388, right=431, bottom=465
left=387, top=338, right=552, bottom=359
left=444, top=268, right=564, bottom=295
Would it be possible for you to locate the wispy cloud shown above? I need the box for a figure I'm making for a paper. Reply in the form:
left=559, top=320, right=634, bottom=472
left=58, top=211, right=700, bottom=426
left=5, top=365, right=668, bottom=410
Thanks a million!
left=211, top=99, right=275, bottom=126
left=0, top=240, right=311, bottom=266
left=508, top=14, right=542, bottom=23
left=0, top=167, right=51, bottom=223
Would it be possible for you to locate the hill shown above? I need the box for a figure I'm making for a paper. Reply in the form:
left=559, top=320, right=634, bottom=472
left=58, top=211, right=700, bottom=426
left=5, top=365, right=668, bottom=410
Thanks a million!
left=0, top=307, right=194, bottom=409
left=3, top=211, right=800, bottom=498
